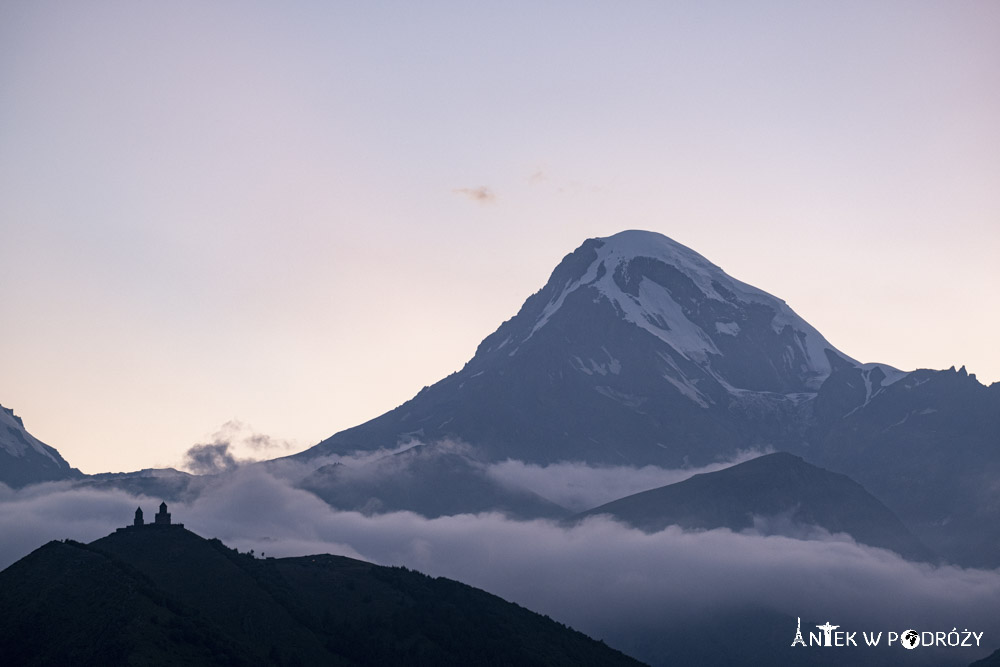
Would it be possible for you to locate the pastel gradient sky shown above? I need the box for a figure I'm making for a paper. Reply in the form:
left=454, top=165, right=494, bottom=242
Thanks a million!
left=2, top=2, right=998, bottom=474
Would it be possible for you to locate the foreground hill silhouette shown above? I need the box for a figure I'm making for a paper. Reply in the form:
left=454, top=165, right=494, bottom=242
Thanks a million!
left=0, top=525, right=644, bottom=666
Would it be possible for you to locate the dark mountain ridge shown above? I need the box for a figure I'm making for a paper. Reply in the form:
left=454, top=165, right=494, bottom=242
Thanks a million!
left=575, top=452, right=934, bottom=562
left=804, top=363, right=1000, bottom=567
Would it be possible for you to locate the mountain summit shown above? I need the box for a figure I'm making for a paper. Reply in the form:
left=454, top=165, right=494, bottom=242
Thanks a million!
left=301, top=230, right=865, bottom=466
left=484, top=230, right=854, bottom=394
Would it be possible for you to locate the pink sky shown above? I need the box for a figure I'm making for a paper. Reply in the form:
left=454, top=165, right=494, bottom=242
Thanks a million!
left=2, top=1, right=998, bottom=473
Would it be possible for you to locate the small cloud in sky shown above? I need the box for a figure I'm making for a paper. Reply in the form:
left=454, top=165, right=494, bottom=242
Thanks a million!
left=528, top=170, right=547, bottom=184
left=182, top=420, right=294, bottom=473
left=452, top=186, right=496, bottom=204
left=184, top=442, right=238, bottom=475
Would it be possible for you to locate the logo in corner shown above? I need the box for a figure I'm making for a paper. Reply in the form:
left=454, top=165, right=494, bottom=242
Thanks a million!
left=789, top=616, right=984, bottom=650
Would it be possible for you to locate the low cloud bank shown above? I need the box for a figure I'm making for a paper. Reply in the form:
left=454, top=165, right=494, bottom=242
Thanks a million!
left=259, top=440, right=768, bottom=516
left=0, top=467, right=1000, bottom=664
left=3, top=464, right=999, bottom=666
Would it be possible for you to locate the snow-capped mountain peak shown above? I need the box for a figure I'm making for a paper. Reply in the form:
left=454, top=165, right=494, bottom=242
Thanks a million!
left=521, top=230, right=856, bottom=392
left=303, top=229, right=908, bottom=468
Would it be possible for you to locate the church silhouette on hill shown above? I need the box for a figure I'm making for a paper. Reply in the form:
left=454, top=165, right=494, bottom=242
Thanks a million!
left=118, top=501, right=184, bottom=532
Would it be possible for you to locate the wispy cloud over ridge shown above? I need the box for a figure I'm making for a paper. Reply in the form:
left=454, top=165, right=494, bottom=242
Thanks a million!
left=486, top=449, right=768, bottom=511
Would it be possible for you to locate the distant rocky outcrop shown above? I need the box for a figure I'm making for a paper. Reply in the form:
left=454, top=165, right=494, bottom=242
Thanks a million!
left=806, top=365, right=1000, bottom=568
